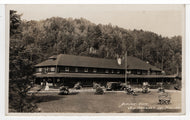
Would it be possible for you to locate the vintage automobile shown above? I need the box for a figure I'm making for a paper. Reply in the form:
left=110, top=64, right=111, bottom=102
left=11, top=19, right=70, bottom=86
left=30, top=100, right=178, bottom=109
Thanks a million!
left=158, top=92, right=171, bottom=104
left=93, top=82, right=101, bottom=89
left=74, top=82, right=82, bottom=89
left=157, top=82, right=165, bottom=93
left=125, top=86, right=136, bottom=96
left=106, top=82, right=123, bottom=91
left=59, top=86, right=69, bottom=95
left=95, top=86, right=104, bottom=95
left=142, top=82, right=150, bottom=93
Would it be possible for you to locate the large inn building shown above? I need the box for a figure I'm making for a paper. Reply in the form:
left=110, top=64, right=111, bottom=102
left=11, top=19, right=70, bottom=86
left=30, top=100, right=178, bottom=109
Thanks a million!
left=34, top=54, right=176, bottom=87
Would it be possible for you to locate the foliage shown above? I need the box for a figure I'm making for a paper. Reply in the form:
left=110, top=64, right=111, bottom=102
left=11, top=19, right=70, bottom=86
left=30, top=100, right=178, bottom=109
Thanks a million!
left=9, top=79, right=38, bottom=112
left=14, top=16, right=182, bottom=75
left=10, top=10, right=22, bottom=38
left=9, top=10, right=39, bottom=112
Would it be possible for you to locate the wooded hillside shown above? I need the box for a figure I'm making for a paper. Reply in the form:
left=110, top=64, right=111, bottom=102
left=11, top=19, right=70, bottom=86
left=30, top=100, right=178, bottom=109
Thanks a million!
left=10, top=10, right=182, bottom=76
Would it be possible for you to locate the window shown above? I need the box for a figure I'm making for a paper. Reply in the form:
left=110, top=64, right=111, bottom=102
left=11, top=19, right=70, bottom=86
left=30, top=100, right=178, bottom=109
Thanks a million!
left=111, top=70, right=114, bottom=74
left=126, top=70, right=131, bottom=74
left=117, top=70, right=120, bottom=74
left=84, top=68, right=88, bottom=72
left=137, top=71, right=141, bottom=75
left=131, top=70, right=137, bottom=74
left=75, top=68, right=78, bottom=72
left=39, top=68, right=42, bottom=72
left=50, top=67, right=55, bottom=72
left=36, top=68, right=42, bottom=73
left=142, top=71, right=146, bottom=75
left=47, top=67, right=55, bottom=72
left=105, top=70, right=109, bottom=74
left=59, top=67, right=65, bottom=72
left=93, top=69, right=97, bottom=73
left=148, top=70, right=150, bottom=75
left=151, top=71, right=156, bottom=75
left=42, top=68, right=47, bottom=73
left=65, top=67, right=69, bottom=72
left=47, top=67, right=50, bottom=72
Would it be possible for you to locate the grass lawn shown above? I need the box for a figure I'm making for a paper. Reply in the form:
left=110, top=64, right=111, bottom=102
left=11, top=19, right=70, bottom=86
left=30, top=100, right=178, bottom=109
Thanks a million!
left=34, top=90, right=182, bottom=113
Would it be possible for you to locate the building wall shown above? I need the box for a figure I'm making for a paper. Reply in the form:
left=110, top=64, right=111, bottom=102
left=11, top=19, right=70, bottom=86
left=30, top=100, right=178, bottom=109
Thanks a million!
left=35, top=66, right=162, bottom=75
left=35, top=77, right=174, bottom=88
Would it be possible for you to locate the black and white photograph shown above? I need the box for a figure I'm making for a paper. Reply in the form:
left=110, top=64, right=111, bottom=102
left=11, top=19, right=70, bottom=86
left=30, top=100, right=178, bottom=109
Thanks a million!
left=6, top=4, right=185, bottom=114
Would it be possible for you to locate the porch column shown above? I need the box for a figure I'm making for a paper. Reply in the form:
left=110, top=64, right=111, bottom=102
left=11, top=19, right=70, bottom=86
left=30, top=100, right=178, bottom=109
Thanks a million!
left=53, top=78, right=55, bottom=87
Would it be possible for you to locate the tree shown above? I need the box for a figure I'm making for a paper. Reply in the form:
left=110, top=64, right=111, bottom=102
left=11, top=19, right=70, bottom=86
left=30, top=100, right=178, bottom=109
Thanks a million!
left=9, top=10, right=39, bottom=112
left=10, top=10, right=22, bottom=38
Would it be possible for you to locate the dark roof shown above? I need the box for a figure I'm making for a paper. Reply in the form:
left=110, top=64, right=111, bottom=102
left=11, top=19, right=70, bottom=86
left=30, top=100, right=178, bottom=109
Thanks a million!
left=35, top=54, right=162, bottom=71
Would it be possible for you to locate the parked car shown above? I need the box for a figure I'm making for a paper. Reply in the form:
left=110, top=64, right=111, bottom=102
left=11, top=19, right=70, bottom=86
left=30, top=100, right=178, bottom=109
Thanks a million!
left=142, top=82, right=150, bottom=93
left=125, top=86, right=137, bottom=96
left=93, top=82, right=101, bottom=89
left=74, top=82, right=82, bottom=89
left=95, top=86, right=104, bottom=95
left=157, top=82, right=165, bottom=93
left=59, top=86, right=69, bottom=95
left=106, top=82, right=122, bottom=91
left=158, top=92, right=171, bottom=104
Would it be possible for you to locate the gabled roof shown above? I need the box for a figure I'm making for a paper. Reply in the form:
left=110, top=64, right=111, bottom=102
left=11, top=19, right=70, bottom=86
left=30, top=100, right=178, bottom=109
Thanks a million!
left=35, top=54, right=162, bottom=71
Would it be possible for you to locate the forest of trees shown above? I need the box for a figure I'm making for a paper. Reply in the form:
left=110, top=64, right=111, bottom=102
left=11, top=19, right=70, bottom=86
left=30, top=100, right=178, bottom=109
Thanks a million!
left=10, top=10, right=182, bottom=76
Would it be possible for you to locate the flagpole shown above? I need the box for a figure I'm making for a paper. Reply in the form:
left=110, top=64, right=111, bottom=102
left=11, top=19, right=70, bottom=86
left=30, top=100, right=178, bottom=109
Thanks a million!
left=125, top=51, right=128, bottom=86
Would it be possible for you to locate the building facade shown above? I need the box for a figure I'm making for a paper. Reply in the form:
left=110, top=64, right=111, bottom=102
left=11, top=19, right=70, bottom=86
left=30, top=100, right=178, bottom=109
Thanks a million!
left=34, top=54, right=176, bottom=87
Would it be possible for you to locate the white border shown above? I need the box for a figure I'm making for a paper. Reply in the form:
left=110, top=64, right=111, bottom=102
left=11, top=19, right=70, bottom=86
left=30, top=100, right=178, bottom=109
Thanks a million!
left=0, top=2, right=190, bottom=120
left=0, top=4, right=5, bottom=118
left=0, top=0, right=190, bottom=4
left=185, top=4, right=190, bottom=119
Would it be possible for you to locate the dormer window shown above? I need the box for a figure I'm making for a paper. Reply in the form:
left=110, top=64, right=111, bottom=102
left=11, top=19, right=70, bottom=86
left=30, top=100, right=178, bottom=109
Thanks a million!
left=65, top=67, right=69, bottom=72
left=84, top=68, right=88, bottom=72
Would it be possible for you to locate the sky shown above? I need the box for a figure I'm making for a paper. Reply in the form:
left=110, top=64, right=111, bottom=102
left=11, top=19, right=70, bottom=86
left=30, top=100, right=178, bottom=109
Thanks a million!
left=7, top=4, right=185, bottom=37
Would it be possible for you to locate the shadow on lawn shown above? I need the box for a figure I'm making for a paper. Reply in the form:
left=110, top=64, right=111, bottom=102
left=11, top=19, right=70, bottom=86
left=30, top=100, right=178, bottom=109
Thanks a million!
left=69, top=91, right=79, bottom=95
left=32, top=95, right=64, bottom=103
left=32, top=92, right=79, bottom=103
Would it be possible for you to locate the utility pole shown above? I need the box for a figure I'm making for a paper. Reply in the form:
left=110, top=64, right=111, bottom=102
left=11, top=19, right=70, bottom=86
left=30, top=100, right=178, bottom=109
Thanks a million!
left=125, top=51, right=128, bottom=86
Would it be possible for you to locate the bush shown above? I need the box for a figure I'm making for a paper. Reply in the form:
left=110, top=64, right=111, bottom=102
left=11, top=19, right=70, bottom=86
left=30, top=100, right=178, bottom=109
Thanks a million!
left=9, top=79, right=39, bottom=112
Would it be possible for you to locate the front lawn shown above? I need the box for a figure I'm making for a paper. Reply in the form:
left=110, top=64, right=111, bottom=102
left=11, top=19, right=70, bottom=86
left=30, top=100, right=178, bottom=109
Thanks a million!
left=34, top=90, right=181, bottom=113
